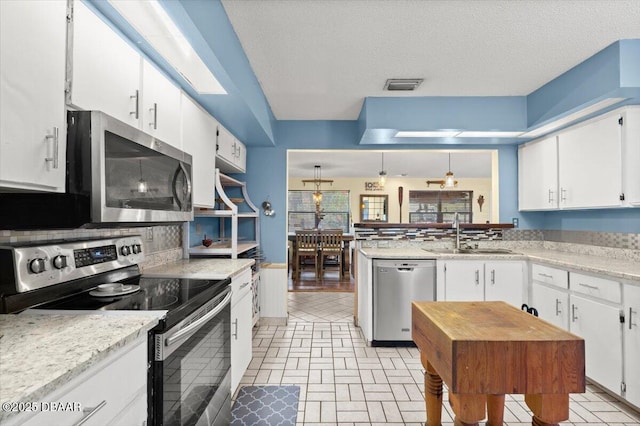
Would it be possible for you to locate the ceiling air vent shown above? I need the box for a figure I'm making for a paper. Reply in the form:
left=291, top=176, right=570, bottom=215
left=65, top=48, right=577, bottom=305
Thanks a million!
left=384, top=78, right=423, bottom=91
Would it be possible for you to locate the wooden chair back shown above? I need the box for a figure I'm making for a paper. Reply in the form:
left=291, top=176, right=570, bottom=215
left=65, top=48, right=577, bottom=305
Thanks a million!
left=320, top=229, right=343, bottom=253
left=296, top=230, right=319, bottom=252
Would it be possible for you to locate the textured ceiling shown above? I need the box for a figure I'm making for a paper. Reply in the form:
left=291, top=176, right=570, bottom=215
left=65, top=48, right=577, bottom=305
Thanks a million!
left=221, top=0, right=640, bottom=120
left=287, top=150, right=493, bottom=179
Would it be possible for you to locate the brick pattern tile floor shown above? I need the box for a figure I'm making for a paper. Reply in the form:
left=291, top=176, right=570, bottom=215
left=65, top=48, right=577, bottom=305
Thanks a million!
left=239, top=292, right=640, bottom=425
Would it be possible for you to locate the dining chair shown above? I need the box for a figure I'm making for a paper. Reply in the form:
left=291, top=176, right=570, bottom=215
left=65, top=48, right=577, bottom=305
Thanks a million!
left=319, top=229, right=343, bottom=278
left=295, top=230, right=319, bottom=279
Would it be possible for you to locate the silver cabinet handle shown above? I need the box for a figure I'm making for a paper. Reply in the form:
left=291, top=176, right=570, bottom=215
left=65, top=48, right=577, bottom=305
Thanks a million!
left=166, top=290, right=231, bottom=347
left=571, top=304, right=578, bottom=322
left=560, top=188, right=567, bottom=202
left=130, top=90, right=139, bottom=119
left=45, top=127, right=59, bottom=169
left=537, top=273, right=553, bottom=279
left=490, top=269, right=495, bottom=285
left=548, top=189, right=554, bottom=204
left=630, top=307, right=637, bottom=330
left=73, top=400, right=107, bottom=426
left=555, top=298, right=562, bottom=316
left=578, top=282, right=599, bottom=290
left=474, top=270, right=480, bottom=285
left=232, top=318, right=238, bottom=340
left=149, top=103, right=157, bottom=129
left=240, top=282, right=250, bottom=289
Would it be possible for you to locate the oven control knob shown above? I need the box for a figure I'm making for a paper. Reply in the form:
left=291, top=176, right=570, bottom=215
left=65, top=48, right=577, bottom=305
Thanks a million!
left=120, top=245, right=131, bottom=256
left=132, top=244, right=142, bottom=254
left=29, top=258, right=46, bottom=274
left=52, top=255, right=68, bottom=269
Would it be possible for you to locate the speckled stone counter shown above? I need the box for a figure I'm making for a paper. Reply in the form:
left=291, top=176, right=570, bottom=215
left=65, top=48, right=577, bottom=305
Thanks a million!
left=142, top=258, right=254, bottom=279
left=359, top=247, right=640, bottom=283
left=0, top=313, right=161, bottom=421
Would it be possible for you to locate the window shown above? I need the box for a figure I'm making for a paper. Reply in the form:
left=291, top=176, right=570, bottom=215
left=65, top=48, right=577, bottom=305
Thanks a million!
left=408, top=190, right=473, bottom=223
left=288, top=190, right=350, bottom=232
left=360, top=194, right=388, bottom=222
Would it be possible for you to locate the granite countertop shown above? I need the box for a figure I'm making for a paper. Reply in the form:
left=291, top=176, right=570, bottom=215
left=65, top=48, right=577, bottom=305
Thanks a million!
left=0, top=312, right=161, bottom=421
left=142, top=258, right=254, bottom=279
left=359, top=247, right=640, bottom=283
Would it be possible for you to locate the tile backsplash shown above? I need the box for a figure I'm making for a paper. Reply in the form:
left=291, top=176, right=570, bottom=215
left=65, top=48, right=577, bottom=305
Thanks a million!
left=0, top=224, right=183, bottom=269
left=504, top=229, right=639, bottom=250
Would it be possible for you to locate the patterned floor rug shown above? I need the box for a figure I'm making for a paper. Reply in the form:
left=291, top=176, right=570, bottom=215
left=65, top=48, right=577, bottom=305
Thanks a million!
left=231, top=385, right=300, bottom=426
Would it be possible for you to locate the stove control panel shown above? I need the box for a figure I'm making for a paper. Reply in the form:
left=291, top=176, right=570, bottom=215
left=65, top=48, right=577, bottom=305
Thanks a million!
left=0, top=236, right=145, bottom=294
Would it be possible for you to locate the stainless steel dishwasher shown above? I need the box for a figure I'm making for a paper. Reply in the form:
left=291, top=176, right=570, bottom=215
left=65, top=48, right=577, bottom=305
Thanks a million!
left=373, top=259, right=436, bottom=344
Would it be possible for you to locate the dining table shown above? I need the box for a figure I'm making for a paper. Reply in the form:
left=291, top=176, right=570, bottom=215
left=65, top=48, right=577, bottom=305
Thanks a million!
left=412, top=301, right=585, bottom=426
left=288, top=232, right=354, bottom=275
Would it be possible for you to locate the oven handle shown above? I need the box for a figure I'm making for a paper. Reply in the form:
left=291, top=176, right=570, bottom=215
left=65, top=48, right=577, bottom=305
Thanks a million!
left=165, top=289, right=232, bottom=347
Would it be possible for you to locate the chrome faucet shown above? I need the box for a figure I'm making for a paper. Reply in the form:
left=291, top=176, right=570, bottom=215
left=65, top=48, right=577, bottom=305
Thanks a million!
left=453, top=212, right=461, bottom=252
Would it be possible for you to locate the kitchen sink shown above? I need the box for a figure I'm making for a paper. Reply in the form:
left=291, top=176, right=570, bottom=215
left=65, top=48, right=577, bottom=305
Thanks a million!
left=422, top=248, right=515, bottom=254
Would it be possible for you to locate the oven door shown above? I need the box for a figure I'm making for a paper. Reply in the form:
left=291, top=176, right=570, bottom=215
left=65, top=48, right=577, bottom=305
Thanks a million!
left=152, top=288, right=231, bottom=426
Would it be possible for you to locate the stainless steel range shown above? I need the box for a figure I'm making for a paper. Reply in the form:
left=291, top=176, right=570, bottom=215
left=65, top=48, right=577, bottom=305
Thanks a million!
left=0, top=236, right=232, bottom=425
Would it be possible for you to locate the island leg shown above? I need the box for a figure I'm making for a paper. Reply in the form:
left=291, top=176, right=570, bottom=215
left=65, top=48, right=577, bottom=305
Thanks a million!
left=421, top=352, right=443, bottom=426
left=524, top=394, right=569, bottom=426
left=449, top=393, right=486, bottom=426
left=486, top=394, right=505, bottom=426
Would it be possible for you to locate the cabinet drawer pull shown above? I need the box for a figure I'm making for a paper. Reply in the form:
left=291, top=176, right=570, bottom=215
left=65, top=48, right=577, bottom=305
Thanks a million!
left=537, top=273, right=553, bottom=279
left=571, top=304, right=578, bottom=322
left=44, top=127, right=59, bottom=169
left=560, top=188, right=567, bottom=202
left=130, top=90, right=139, bottom=119
left=73, top=400, right=107, bottom=426
left=149, top=103, right=158, bottom=130
left=474, top=270, right=480, bottom=285
left=490, top=269, right=495, bottom=285
left=548, top=189, right=554, bottom=204
left=631, top=307, right=637, bottom=330
left=240, top=282, right=250, bottom=290
left=578, top=282, right=600, bottom=291
left=232, top=318, right=238, bottom=340
left=555, top=298, right=562, bottom=316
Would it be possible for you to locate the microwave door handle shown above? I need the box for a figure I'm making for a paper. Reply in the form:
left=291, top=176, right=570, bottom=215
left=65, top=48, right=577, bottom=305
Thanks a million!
left=172, top=162, right=192, bottom=210
left=165, top=289, right=232, bottom=347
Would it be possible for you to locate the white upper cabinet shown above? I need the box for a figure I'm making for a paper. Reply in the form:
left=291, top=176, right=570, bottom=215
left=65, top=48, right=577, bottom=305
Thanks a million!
left=558, top=110, right=623, bottom=209
left=0, top=0, right=67, bottom=192
left=181, top=93, right=217, bottom=208
left=216, top=124, right=246, bottom=173
left=621, top=107, right=640, bottom=206
left=70, top=0, right=141, bottom=128
left=518, top=136, right=559, bottom=210
left=141, top=60, right=182, bottom=148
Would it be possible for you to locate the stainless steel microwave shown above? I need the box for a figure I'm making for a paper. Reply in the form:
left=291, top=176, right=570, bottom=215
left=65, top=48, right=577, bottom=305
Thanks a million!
left=0, top=111, right=193, bottom=229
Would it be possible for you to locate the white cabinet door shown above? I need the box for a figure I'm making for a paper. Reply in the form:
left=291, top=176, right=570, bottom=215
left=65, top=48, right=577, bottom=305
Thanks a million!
left=231, top=290, right=253, bottom=394
left=518, top=136, right=558, bottom=211
left=234, top=138, right=247, bottom=173
left=570, top=294, right=623, bottom=394
left=216, top=125, right=246, bottom=173
left=621, top=107, right=640, bottom=206
left=532, top=282, right=569, bottom=330
left=181, top=93, right=217, bottom=207
left=442, top=261, right=485, bottom=301
left=558, top=112, right=623, bottom=209
left=624, top=284, right=640, bottom=407
left=70, top=1, right=141, bottom=127
left=484, top=261, right=524, bottom=308
left=216, top=124, right=236, bottom=164
left=0, top=0, right=67, bottom=192
left=142, top=59, right=182, bottom=148
left=357, top=251, right=372, bottom=341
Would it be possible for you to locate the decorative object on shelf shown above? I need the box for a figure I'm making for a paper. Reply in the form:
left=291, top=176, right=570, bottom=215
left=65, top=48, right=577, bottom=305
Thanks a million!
left=378, top=152, right=387, bottom=186
left=262, top=201, right=275, bottom=216
left=426, top=152, right=458, bottom=189
left=477, top=194, right=485, bottom=211
left=302, top=165, right=333, bottom=228
left=202, top=234, right=213, bottom=247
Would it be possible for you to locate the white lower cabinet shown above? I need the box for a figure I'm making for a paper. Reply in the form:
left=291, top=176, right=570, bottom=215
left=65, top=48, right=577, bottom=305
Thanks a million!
left=8, top=336, right=147, bottom=426
left=532, top=281, right=569, bottom=330
left=624, top=284, right=640, bottom=407
left=439, top=260, right=525, bottom=308
left=231, top=269, right=253, bottom=394
left=570, top=293, right=623, bottom=395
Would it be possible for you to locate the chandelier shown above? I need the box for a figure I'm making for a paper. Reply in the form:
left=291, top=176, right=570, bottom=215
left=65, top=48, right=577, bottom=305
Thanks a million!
left=302, top=165, right=333, bottom=206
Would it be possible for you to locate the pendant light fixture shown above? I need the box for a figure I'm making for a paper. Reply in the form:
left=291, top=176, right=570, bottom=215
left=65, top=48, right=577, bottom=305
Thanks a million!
left=137, top=160, right=148, bottom=193
left=444, top=152, right=455, bottom=188
left=378, top=152, right=387, bottom=186
left=302, top=165, right=333, bottom=206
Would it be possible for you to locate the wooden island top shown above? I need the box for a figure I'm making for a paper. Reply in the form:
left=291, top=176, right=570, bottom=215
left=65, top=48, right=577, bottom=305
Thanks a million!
left=412, top=301, right=585, bottom=426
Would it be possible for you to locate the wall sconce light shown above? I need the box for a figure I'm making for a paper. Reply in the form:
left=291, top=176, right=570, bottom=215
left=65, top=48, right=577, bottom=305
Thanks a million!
left=262, top=201, right=275, bottom=216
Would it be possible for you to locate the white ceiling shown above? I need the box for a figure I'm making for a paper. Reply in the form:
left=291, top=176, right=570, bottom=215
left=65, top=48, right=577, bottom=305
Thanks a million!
left=221, top=0, right=640, bottom=121
left=287, top=150, right=493, bottom=178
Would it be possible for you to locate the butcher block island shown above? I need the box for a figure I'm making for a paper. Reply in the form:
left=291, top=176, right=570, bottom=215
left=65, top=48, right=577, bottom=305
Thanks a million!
left=412, top=301, right=585, bottom=426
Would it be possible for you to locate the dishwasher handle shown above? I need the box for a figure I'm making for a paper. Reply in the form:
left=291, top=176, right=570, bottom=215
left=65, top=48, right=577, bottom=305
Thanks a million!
left=397, top=267, right=415, bottom=272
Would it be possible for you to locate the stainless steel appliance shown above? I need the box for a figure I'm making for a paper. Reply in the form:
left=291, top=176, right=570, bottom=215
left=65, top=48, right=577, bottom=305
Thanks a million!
left=0, top=237, right=231, bottom=425
left=373, top=259, right=436, bottom=344
left=0, top=110, right=193, bottom=229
